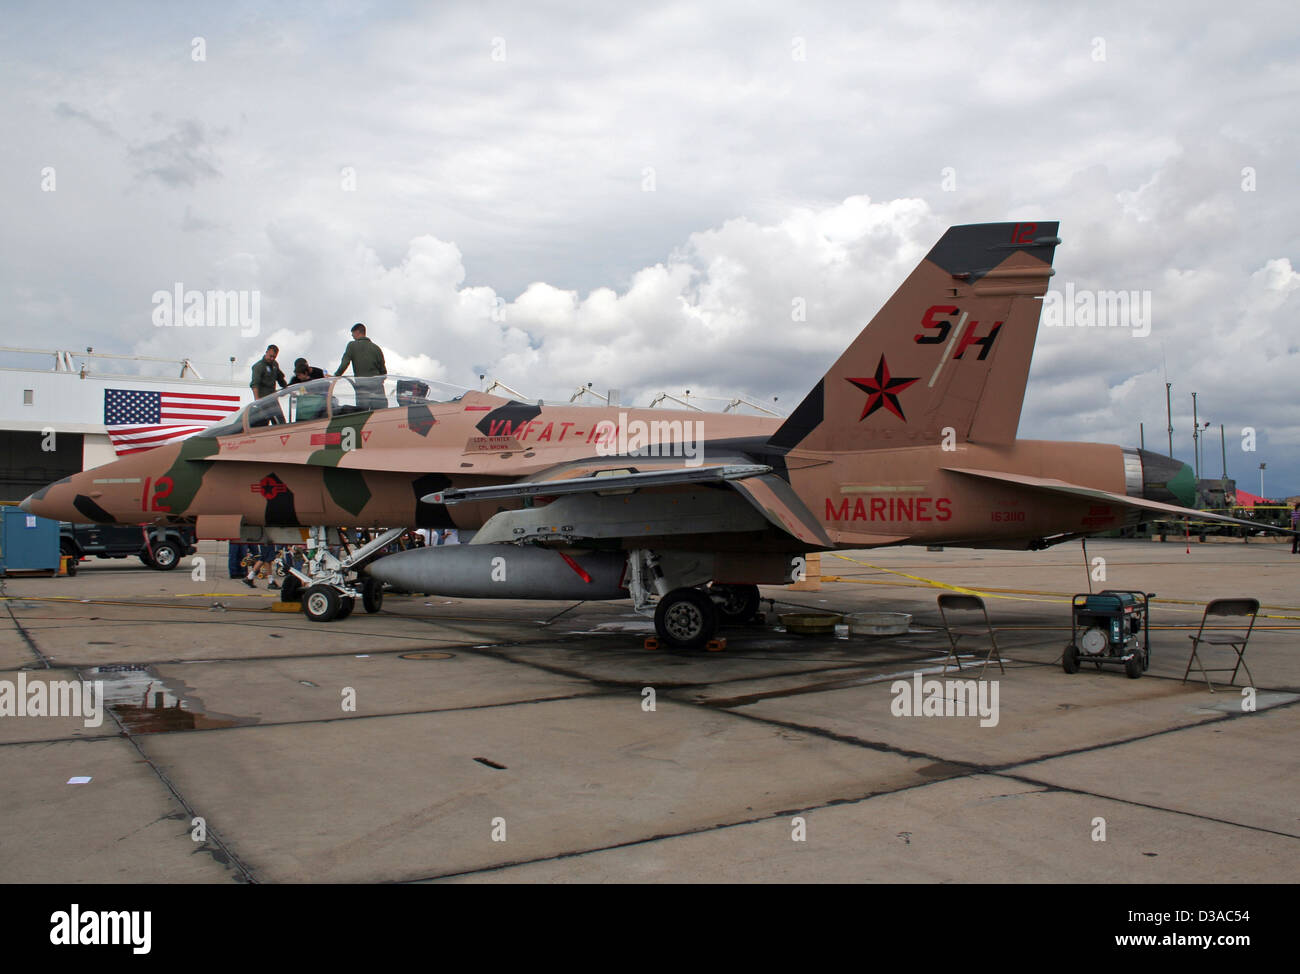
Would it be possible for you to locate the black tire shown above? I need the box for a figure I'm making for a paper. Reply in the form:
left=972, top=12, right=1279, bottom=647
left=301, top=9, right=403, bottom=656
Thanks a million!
left=60, top=539, right=76, bottom=559
left=712, top=583, right=760, bottom=624
left=280, top=574, right=303, bottom=603
left=361, top=577, right=383, bottom=613
left=149, top=542, right=180, bottom=571
left=1125, top=652, right=1143, bottom=679
left=139, top=554, right=156, bottom=568
left=303, top=585, right=340, bottom=622
left=654, top=588, right=719, bottom=651
left=1063, top=644, right=1080, bottom=674
left=335, top=596, right=355, bottom=620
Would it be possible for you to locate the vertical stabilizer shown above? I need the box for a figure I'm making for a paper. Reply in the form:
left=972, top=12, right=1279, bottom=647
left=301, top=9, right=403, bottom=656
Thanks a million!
left=769, top=222, right=1060, bottom=453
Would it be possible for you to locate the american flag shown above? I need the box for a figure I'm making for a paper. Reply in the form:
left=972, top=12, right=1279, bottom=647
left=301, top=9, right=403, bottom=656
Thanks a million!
left=104, top=389, right=243, bottom=456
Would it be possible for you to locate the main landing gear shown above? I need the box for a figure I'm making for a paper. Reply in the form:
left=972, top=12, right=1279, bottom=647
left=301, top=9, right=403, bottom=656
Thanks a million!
left=626, top=549, right=761, bottom=650
left=291, top=526, right=405, bottom=622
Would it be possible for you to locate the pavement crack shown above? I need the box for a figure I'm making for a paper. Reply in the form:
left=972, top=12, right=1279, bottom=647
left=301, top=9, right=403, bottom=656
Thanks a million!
left=5, top=602, right=52, bottom=669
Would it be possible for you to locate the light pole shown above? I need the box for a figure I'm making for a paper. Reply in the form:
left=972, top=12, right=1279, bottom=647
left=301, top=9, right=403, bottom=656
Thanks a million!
left=1259, top=462, right=1266, bottom=499
left=1191, top=392, right=1199, bottom=478
left=1165, top=382, right=1173, bottom=457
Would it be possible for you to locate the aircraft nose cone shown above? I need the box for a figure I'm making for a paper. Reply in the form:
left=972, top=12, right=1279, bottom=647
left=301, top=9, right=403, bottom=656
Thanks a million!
left=18, top=494, right=33, bottom=513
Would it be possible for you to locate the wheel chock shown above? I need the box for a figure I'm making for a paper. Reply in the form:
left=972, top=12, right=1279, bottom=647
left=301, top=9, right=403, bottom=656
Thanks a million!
left=643, top=637, right=660, bottom=651
left=706, top=637, right=727, bottom=652
left=271, top=602, right=303, bottom=613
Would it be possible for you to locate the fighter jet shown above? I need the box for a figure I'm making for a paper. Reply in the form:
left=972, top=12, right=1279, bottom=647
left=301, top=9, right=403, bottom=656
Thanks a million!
left=22, top=222, right=1272, bottom=648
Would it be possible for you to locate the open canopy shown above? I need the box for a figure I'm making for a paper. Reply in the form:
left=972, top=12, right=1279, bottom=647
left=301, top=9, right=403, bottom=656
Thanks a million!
left=203, top=375, right=463, bottom=436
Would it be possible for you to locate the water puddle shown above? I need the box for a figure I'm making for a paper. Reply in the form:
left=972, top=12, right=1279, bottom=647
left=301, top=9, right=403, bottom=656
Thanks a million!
left=91, top=664, right=258, bottom=733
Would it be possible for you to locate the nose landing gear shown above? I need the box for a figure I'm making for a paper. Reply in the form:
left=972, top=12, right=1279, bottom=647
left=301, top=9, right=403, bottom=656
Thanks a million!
left=290, top=526, right=405, bottom=622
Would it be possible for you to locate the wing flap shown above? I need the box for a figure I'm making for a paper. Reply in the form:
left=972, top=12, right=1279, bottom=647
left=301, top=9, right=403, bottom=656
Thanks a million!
left=724, top=472, right=835, bottom=547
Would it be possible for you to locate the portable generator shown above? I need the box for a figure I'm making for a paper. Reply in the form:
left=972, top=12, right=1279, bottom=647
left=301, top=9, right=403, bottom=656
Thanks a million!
left=1063, top=589, right=1152, bottom=679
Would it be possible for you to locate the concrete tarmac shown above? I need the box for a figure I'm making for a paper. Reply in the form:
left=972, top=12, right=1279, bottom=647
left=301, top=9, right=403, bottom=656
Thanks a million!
left=1, top=537, right=1296, bottom=883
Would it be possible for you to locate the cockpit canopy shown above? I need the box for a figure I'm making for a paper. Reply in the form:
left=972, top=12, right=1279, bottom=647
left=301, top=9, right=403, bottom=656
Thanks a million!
left=203, top=375, right=461, bottom=437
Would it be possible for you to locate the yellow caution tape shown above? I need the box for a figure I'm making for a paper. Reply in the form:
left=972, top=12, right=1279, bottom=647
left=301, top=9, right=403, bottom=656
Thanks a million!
left=823, top=554, right=1300, bottom=621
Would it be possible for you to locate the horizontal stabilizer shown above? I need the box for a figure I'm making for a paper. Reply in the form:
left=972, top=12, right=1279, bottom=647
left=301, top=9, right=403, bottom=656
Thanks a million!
left=944, top=467, right=1298, bottom=535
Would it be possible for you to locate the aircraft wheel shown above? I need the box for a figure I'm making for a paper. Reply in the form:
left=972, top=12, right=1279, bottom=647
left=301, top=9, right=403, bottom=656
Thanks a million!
left=712, top=583, right=760, bottom=623
left=303, top=585, right=341, bottom=622
left=1125, top=653, right=1143, bottom=679
left=280, top=574, right=303, bottom=603
left=361, top=578, right=383, bottom=613
left=655, top=588, right=718, bottom=651
left=150, top=542, right=180, bottom=570
left=1062, top=644, right=1080, bottom=674
left=335, top=596, right=355, bottom=620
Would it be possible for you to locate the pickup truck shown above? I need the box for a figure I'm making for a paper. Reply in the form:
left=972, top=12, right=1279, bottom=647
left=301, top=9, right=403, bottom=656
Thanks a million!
left=59, top=522, right=197, bottom=570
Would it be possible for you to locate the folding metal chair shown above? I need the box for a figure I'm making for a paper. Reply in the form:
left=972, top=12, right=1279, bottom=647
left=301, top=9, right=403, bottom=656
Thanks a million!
left=936, top=594, right=1005, bottom=676
left=1183, top=598, right=1259, bottom=692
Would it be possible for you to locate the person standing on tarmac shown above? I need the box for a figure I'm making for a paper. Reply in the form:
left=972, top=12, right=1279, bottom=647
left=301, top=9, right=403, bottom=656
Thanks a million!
left=1291, top=502, right=1299, bottom=554
left=243, top=543, right=280, bottom=590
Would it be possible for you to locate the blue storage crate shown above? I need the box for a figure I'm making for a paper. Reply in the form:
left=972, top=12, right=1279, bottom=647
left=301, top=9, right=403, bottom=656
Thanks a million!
left=0, top=506, right=61, bottom=574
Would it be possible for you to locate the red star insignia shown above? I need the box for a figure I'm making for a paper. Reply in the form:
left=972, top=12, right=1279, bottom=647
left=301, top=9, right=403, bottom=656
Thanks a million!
left=251, top=475, right=290, bottom=499
left=846, top=356, right=920, bottom=421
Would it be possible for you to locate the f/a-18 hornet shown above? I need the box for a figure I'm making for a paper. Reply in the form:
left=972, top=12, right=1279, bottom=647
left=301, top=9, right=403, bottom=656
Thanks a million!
left=24, top=222, right=1254, bottom=648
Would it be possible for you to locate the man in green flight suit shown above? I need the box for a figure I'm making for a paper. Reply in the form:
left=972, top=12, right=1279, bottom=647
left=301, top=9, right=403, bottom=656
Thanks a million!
left=336, top=323, right=388, bottom=411
left=249, top=344, right=288, bottom=425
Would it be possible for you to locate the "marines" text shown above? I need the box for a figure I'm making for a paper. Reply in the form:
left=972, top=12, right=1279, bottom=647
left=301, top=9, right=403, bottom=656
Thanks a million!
left=825, top=496, right=952, bottom=522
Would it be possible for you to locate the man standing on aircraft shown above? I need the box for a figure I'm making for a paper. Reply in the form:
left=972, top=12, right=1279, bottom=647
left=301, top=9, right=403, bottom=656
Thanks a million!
left=336, top=323, right=387, bottom=411
left=249, top=345, right=288, bottom=425
left=251, top=345, right=287, bottom=396
left=336, top=323, right=386, bottom=378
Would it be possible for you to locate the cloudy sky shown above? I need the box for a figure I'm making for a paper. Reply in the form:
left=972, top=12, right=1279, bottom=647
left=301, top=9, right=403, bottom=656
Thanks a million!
left=3, top=1, right=1298, bottom=494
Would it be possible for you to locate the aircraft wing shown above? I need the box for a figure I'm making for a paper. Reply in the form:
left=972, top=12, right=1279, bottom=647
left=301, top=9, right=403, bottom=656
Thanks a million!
left=433, top=458, right=836, bottom=547
left=424, top=464, right=771, bottom=503
left=944, top=467, right=1298, bottom=535
left=431, top=462, right=852, bottom=548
